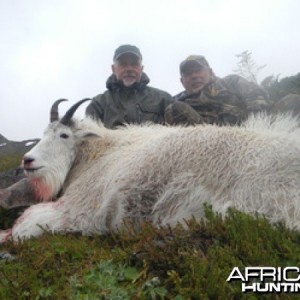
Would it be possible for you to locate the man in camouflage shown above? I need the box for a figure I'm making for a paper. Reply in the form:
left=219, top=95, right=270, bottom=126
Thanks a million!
left=86, top=44, right=172, bottom=128
left=165, top=55, right=270, bottom=126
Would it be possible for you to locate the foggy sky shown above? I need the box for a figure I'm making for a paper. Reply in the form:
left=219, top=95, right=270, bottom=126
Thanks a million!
left=1, top=0, right=299, bottom=140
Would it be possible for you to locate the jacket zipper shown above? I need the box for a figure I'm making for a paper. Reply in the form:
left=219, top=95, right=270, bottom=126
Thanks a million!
left=136, top=103, right=142, bottom=124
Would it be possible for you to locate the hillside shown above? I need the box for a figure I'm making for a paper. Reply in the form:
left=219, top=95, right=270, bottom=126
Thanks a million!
left=0, top=134, right=39, bottom=156
left=0, top=134, right=39, bottom=188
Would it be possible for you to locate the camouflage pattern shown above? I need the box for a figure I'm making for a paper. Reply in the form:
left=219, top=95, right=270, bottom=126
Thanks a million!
left=223, top=74, right=271, bottom=113
left=164, top=101, right=202, bottom=125
left=180, top=55, right=210, bottom=73
left=165, top=74, right=271, bottom=126
left=85, top=73, right=172, bottom=128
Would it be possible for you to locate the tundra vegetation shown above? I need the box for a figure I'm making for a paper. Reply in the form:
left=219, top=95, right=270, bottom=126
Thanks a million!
left=1, top=207, right=300, bottom=299
left=0, top=154, right=22, bottom=174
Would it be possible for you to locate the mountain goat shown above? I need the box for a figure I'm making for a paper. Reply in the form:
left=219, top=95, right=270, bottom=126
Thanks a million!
left=1, top=98, right=300, bottom=243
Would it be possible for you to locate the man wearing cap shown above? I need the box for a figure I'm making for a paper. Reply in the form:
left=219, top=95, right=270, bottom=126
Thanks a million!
left=85, top=44, right=172, bottom=128
left=165, top=55, right=270, bottom=126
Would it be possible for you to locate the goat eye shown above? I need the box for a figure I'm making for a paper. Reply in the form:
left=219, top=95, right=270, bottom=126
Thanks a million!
left=60, top=133, right=69, bottom=139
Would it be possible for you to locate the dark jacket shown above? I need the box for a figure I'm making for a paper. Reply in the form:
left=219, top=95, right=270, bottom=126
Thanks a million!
left=171, top=74, right=271, bottom=125
left=85, top=73, right=172, bottom=128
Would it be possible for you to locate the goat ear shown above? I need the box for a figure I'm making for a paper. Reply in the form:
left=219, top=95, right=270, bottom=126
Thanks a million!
left=77, top=131, right=100, bottom=140
left=84, top=132, right=100, bottom=138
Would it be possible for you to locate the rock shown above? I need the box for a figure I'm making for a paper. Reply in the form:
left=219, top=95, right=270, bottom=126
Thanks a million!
left=0, top=251, right=15, bottom=261
left=273, top=94, right=300, bottom=116
left=0, top=178, right=38, bottom=209
left=0, top=168, right=25, bottom=189
left=0, top=133, right=39, bottom=188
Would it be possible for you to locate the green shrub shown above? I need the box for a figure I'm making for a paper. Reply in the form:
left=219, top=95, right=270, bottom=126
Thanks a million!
left=1, top=207, right=300, bottom=299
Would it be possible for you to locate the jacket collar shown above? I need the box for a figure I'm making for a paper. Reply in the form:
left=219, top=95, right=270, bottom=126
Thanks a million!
left=106, top=72, right=150, bottom=92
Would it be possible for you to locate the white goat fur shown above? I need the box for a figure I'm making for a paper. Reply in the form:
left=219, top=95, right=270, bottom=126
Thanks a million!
left=5, top=113, right=300, bottom=241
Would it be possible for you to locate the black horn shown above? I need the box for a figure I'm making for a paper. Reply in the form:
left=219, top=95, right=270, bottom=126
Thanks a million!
left=50, top=99, right=68, bottom=122
left=60, top=98, right=92, bottom=126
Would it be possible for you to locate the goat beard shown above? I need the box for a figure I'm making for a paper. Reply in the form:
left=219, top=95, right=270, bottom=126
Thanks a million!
left=29, top=177, right=57, bottom=202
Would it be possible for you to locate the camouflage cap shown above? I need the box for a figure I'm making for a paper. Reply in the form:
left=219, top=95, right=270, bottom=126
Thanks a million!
left=113, top=44, right=142, bottom=61
left=180, top=55, right=210, bottom=74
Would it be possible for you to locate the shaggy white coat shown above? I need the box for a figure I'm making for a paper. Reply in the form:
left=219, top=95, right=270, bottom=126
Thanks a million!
left=2, top=113, right=300, bottom=242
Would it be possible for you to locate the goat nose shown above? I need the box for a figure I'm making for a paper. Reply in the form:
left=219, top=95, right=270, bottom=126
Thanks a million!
left=23, top=156, right=35, bottom=167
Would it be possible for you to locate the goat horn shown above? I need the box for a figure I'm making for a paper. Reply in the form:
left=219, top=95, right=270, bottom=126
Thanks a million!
left=60, top=98, right=91, bottom=126
left=50, top=99, right=68, bottom=122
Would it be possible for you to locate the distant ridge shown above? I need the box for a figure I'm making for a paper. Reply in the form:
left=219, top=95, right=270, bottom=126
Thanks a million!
left=0, top=134, right=39, bottom=156
left=0, top=134, right=39, bottom=188
left=0, top=134, right=8, bottom=144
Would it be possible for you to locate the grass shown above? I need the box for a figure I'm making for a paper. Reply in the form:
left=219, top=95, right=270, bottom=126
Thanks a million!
left=1, top=207, right=300, bottom=299
left=0, top=154, right=22, bottom=173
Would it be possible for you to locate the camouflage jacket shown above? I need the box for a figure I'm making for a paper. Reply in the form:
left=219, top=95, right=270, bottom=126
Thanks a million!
left=172, top=74, right=270, bottom=125
left=85, top=73, right=172, bottom=128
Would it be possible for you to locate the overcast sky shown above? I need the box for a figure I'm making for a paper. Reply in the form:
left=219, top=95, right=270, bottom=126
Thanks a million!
left=1, top=0, right=299, bottom=141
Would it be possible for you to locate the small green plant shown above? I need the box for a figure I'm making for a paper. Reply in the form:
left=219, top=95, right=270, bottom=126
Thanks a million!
left=0, top=208, right=300, bottom=299
left=69, top=260, right=138, bottom=299
left=0, top=154, right=22, bottom=173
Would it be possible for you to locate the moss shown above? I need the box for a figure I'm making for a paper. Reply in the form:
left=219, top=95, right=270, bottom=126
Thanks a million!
left=0, top=154, right=22, bottom=173
left=1, top=208, right=300, bottom=299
